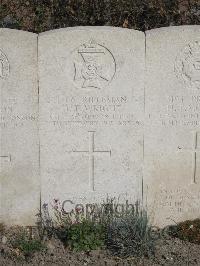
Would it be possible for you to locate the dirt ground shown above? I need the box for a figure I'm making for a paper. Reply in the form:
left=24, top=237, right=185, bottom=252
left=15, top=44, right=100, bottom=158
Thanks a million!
left=0, top=0, right=199, bottom=33
left=1, top=226, right=200, bottom=266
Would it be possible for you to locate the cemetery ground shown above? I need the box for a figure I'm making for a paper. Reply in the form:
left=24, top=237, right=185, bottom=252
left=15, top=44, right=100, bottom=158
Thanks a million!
left=1, top=204, right=200, bottom=265
left=0, top=0, right=199, bottom=32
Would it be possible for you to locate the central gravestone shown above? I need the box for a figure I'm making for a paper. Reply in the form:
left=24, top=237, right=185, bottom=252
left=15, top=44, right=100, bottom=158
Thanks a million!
left=39, top=27, right=145, bottom=208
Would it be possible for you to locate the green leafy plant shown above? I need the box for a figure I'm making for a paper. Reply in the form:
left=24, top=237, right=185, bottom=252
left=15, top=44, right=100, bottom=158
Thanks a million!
left=66, top=219, right=106, bottom=252
left=12, top=233, right=45, bottom=257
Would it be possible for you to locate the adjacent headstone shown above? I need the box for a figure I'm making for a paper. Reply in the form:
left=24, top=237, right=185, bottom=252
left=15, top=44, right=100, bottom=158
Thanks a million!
left=0, top=29, right=39, bottom=225
left=145, top=26, right=200, bottom=226
left=39, top=27, right=145, bottom=210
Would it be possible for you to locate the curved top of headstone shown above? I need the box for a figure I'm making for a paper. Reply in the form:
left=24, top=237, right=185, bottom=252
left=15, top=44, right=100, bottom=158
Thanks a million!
left=0, top=27, right=37, bottom=36
left=146, top=24, right=200, bottom=33
left=39, top=26, right=143, bottom=36
left=0, top=25, right=199, bottom=36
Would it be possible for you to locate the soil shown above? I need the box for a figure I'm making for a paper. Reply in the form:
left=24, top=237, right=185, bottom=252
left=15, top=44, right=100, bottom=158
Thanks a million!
left=1, top=226, right=200, bottom=265
left=0, top=0, right=199, bottom=33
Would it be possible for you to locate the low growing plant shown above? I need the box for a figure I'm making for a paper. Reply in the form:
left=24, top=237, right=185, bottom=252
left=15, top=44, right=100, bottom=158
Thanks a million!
left=168, top=219, right=200, bottom=245
left=38, top=199, right=155, bottom=257
left=66, top=219, right=106, bottom=252
left=105, top=205, right=155, bottom=258
left=37, top=201, right=106, bottom=252
left=12, top=233, right=45, bottom=257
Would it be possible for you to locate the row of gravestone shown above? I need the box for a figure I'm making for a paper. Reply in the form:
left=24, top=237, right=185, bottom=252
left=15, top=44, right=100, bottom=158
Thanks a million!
left=0, top=26, right=200, bottom=227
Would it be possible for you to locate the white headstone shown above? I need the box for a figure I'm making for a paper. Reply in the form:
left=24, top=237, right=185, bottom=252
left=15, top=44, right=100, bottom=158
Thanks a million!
left=0, top=29, right=39, bottom=225
left=145, top=26, right=200, bottom=226
left=39, top=27, right=145, bottom=210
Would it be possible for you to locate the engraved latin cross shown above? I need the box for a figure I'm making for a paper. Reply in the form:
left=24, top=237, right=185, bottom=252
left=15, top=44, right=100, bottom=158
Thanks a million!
left=71, top=131, right=111, bottom=191
left=178, top=131, right=200, bottom=184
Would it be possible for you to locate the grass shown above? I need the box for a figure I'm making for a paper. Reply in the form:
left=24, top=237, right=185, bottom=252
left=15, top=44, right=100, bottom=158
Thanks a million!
left=106, top=207, right=155, bottom=258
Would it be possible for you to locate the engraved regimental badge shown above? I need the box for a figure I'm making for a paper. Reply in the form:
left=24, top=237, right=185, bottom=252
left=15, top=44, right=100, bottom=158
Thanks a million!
left=72, top=39, right=116, bottom=90
left=175, top=41, right=200, bottom=90
left=0, top=49, right=10, bottom=79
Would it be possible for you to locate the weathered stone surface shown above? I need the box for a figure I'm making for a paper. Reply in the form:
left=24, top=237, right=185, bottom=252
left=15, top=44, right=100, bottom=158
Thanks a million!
left=0, top=29, right=39, bottom=225
left=1, top=25, right=200, bottom=227
left=145, top=26, right=200, bottom=226
left=39, top=27, right=145, bottom=210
